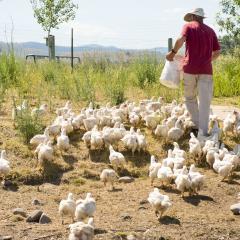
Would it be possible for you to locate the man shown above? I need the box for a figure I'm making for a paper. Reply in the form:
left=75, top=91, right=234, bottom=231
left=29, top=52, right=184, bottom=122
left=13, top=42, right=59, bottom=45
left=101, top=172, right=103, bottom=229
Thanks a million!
left=166, top=8, right=221, bottom=136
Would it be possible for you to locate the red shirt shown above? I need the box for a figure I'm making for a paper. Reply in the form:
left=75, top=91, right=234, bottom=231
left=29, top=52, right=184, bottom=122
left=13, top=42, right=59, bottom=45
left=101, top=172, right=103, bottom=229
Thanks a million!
left=181, top=22, right=220, bottom=75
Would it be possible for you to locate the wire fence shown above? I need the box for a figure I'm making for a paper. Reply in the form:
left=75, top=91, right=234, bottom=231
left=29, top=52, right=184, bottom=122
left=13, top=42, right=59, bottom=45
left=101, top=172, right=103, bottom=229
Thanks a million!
left=0, top=24, right=196, bottom=65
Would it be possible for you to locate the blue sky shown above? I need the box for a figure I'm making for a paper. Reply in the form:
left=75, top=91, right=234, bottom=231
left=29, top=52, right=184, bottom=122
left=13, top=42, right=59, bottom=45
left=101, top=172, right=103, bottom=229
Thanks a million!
left=0, top=0, right=220, bottom=49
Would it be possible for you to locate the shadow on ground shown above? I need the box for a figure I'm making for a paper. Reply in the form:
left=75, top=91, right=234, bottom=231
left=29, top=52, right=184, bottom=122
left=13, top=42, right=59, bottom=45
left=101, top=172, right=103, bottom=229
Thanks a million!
left=159, top=215, right=181, bottom=225
left=183, top=194, right=214, bottom=206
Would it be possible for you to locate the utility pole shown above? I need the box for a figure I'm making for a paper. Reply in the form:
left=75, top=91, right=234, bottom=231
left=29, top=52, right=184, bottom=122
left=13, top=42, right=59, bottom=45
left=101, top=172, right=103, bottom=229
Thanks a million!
left=71, top=28, right=74, bottom=72
left=168, top=38, right=173, bottom=52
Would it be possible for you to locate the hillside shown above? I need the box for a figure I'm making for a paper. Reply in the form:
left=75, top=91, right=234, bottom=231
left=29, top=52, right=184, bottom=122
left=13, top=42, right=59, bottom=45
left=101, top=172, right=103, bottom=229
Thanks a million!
left=0, top=41, right=168, bottom=57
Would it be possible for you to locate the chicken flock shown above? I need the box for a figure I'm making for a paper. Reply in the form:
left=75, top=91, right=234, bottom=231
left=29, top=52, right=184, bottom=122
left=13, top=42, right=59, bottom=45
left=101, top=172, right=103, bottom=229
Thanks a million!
left=0, top=97, right=240, bottom=239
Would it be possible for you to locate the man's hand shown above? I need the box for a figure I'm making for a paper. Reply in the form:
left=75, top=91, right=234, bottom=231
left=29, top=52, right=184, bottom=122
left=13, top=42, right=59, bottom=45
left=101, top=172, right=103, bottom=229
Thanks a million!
left=166, top=35, right=186, bottom=61
left=212, top=50, right=220, bottom=61
left=166, top=51, right=176, bottom=62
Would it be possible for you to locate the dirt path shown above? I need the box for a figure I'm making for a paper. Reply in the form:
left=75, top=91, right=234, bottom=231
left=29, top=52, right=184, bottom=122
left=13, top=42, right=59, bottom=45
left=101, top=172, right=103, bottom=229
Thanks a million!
left=211, top=105, right=240, bottom=120
left=0, top=171, right=240, bottom=240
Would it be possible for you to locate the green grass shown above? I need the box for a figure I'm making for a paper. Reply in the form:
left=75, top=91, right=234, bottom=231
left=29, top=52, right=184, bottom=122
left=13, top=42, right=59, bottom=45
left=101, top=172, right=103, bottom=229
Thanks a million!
left=0, top=50, right=239, bottom=108
left=214, top=54, right=240, bottom=98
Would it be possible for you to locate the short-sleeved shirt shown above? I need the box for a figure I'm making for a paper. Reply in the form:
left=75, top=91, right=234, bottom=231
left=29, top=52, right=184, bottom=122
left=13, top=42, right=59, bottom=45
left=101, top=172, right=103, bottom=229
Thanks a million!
left=181, top=21, right=221, bottom=75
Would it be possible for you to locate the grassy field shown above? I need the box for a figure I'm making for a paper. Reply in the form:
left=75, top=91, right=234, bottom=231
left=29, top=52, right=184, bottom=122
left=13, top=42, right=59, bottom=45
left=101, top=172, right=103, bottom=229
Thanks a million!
left=1, top=50, right=240, bottom=111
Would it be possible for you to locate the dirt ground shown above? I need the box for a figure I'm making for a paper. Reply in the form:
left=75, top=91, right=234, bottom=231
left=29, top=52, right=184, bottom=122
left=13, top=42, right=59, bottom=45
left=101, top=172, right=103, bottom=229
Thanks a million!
left=0, top=101, right=240, bottom=240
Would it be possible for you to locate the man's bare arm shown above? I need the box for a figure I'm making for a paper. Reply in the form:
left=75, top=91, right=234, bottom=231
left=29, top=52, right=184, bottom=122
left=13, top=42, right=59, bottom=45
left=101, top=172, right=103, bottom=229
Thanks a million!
left=212, top=50, right=220, bottom=61
left=166, top=36, right=186, bottom=61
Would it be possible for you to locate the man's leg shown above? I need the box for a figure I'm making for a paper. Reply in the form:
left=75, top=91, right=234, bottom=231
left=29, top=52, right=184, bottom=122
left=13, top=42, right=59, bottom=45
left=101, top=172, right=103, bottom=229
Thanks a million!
left=183, top=73, right=199, bottom=129
left=198, top=74, right=213, bottom=136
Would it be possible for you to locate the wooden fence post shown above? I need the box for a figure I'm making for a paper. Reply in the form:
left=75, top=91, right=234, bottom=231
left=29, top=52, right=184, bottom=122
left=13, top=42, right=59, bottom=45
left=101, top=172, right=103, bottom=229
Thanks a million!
left=168, top=38, right=173, bottom=52
left=71, top=28, right=74, bottom=72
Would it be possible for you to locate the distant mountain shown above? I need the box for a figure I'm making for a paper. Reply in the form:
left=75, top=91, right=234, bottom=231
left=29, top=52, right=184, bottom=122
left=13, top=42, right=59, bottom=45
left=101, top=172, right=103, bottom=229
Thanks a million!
left=0, top=41, right=168, bottom=56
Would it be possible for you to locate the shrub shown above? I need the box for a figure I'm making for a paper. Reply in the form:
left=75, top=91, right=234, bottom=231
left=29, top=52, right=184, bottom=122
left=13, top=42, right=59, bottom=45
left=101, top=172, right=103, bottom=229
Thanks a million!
left=41, top=61, right=58, bottom=83
left=13, top=101, right=44, bottom=143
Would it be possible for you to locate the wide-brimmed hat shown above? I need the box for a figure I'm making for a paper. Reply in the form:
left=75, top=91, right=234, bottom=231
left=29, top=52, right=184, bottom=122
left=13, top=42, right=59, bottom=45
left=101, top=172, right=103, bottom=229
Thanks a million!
left=184, top=8, right=206, bottom=22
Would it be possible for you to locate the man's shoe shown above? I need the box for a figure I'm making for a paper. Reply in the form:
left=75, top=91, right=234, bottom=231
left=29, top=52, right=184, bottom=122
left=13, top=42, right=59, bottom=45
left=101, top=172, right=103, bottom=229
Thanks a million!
left=191, top=128, right=199, bottom=137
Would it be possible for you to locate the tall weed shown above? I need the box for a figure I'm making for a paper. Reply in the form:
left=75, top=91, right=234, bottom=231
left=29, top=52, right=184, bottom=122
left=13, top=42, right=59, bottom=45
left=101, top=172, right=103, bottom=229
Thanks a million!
left=214, top=55, right=240, bottom=97
left=134, top=55, right=160, bottom=88
left=14, top=108, right=44, bottom=143
left=103, top=66, right=127, bottom=105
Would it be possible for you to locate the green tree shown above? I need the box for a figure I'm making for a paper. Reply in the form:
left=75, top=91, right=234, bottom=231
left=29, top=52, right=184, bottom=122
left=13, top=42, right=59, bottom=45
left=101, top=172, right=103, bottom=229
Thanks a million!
left=216, top=0, right=240, bottom=52
left=219, top=35, right=240, bottom=54
left=30, top=0, right=78, bottom=36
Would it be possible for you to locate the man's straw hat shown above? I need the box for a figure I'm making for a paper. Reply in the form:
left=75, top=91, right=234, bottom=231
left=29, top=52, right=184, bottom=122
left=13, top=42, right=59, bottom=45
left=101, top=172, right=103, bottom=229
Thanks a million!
left=184, top=8, right=206, bottom=22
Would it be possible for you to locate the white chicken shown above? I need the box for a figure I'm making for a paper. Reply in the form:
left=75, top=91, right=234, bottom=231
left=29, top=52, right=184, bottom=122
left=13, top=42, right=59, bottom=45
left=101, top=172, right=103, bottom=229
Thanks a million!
left=188, top=164, right=205, bottom=195
left=173, top=156, right=186, bottom=170
left=202, top=140, right=215, bottom=155
left=167, top=119, right=184, bottom=142
left=219, top=146, right=229, bottom=160
left=102, top=127, right=116, bottom=147
left=61, top=119, right=74, bottom=135
left=173, top=166, right=188, bottom=179
left=149, top=155, right=162, bottom=185
left=154, top=120, right=169, bottom=139
left=112, top=108, right=127, bottom=123
left=213, top=153, right=233, bottom=181
left=57, top=128, right=70, bottom=151
left=0, top=150, right=10, bottom=182
left=189, top=133, right=202, bottom=158
left=30, top=127, right=50, bottom=146
left=35, top=141, right=54, bottom=166
left=162, top=150, right=175, bottom=169
left=59, top=193, right=76, bottom=224
left=82, top=131, right=92, bottom=148
left=99, top=115, right=112, bottom=128
left=206, top=147, right=219, bottom=167
left=148, top=188, right=172, bottom=219
left=83, top=115, right=98, bottom=131
left=175, top=172, right=191, bottom=197
left=209, top=118, right=222, bottom=141
left=72, top=112, right=86, bottom=130
left=121, top=127, right=138, bottom=155
left=85, top=102, right=94, bottom=117
left=136, top=129, right=147, bottom=152
left=100, top=169, right=118, bottom=190
left=56, top=101, right=72, bottom=116
left=166, top=115, right=178, bottom=129
left=129, top=113, right=140, bottom=127
left=112, top=124, right=127, bottom=143
left=146, top=97, right=163, bottom=112
left=223, top=153, right=240, bottom=170
left=223, top=112, right=236, bottom=136
left=75, top=193, right=96, bottom=221
left=144, top=112, right=160, bottom=132
left=157, top=161, right=174, bottom=187
left=109, top=145, right=126, bottom=169
left=171, top=103, right=185, bottom=117
left=69, top=218, right=94, bottom=240
left=31, top=104, right=48, bottom=117
left=90, top=125, right=104, bottom=150
left=172, top=142, right=186, bottom=159
left=48, top=123, right=61, bottom=138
